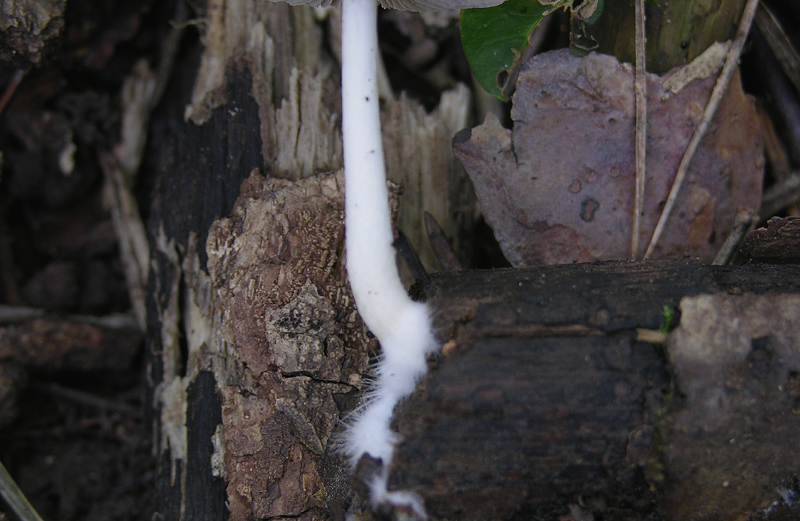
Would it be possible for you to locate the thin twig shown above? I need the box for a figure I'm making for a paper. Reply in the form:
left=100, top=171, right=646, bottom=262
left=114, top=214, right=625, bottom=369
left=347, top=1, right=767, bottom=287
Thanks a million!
left=424, top=212, right=462, bottom=272
left=0, top=304, right=139, bottom=329
left=32, top=382, right=141, bottom=415
left=152, top=0, right=187, bottom=108
left=631, top=0, right=647, bottom=260
left=636, top=328, right=669, bottom=344
left=0, top=304, right=45, bottom=324
left=712, top=208, right=755, bottom=265
left=644, top=0, right=760, bottom=259
left=0, top=69, right=24, bottom=116
left=755, top=4, right=800, bottom=98
left=0, top=459, right=45, bottom=521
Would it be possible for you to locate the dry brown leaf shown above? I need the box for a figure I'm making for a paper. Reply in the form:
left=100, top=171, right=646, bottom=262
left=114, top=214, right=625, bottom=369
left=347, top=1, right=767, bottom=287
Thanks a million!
left=454, top=49, right=763, bottom=266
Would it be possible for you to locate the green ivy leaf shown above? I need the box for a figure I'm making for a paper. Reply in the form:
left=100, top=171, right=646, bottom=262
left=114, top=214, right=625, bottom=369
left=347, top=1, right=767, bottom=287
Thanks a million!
left=460, top=0, right=571, bottom=101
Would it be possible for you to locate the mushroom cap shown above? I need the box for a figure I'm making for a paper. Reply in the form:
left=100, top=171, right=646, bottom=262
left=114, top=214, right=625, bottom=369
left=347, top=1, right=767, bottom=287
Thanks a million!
left=272, top=0, right=506, bottom=12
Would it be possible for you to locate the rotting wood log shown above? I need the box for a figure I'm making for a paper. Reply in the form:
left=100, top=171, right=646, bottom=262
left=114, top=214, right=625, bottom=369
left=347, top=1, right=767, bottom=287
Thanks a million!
left=385, top=260, right=800, bottom=521
left=0, top=313, right=141, bottom=372
left=0, top=312, right=142, bottom=430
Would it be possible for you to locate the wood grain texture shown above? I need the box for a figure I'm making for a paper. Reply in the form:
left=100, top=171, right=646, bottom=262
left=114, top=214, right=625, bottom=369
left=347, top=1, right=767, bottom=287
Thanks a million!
left=740, top=216, right=800, bottom=263
left=389, top=260, right=800, bottom=521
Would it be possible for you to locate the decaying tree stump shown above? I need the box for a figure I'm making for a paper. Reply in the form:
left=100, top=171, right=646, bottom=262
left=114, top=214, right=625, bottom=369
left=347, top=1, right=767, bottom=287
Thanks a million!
left=144, top=3, right=472, bottom=520
left=144, top=7, right=364, bottom=518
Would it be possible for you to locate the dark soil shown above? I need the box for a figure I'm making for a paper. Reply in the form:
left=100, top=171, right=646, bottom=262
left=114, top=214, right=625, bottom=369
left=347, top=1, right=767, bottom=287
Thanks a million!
left=0, top=372, right=154, bottom=521
left=0, top=1, right=168, bottom=519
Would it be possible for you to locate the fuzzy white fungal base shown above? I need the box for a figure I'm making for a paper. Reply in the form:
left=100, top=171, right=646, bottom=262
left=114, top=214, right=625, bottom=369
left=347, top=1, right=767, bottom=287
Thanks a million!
left=341, top=0, right=438, bottom=517
left=341, top=303, right=436, bottom=467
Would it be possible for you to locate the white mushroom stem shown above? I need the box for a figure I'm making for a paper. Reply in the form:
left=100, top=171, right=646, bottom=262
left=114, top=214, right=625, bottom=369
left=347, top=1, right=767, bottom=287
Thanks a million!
left=341, top=0, right=436, bottom=480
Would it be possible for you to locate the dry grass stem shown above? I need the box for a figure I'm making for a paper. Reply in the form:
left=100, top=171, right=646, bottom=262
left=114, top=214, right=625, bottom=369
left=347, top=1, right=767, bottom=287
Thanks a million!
left=712, top=208, right=755, bottom=265
left=631, top=0, right=647, bottom=260
left=755, top=4, right=800, bottom=96
left=0, top=460, right=45, bottom=521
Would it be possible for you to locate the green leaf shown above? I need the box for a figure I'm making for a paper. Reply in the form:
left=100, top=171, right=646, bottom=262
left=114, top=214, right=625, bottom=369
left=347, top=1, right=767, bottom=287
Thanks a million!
left=460, top=0, right=571, bottom=101
left=658, top=305, right=676, bottom=334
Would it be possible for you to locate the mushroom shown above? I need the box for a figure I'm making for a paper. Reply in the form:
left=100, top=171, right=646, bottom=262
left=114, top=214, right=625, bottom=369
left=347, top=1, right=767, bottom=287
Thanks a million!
left=270, top=0, right=504, bottom=515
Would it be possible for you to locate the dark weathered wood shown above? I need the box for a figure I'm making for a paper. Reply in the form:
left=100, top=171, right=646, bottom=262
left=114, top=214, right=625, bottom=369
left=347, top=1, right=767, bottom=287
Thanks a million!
left=418, top=259, right=800, bottom=342
left=0, top=0, right=65, bottom=69
left=393, top=333, right=667, bottom=521
left=739, top=216, right=800, bottom=263
left=145, top=50, right=263, bottom=520
left=391, top=260, right=800, bottom=521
